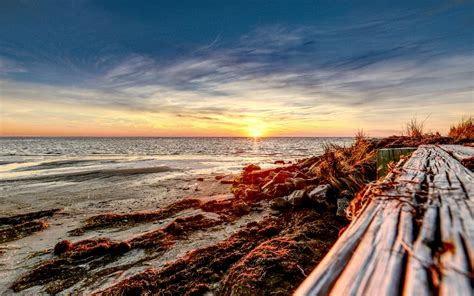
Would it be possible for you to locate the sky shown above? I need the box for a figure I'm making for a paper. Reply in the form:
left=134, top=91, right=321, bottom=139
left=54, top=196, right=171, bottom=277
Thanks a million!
left=0, top=0, right=473, bottom=137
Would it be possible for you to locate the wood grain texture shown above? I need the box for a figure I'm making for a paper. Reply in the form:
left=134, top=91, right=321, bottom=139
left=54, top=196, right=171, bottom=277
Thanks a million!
left=439, top=145, right=474, bottom=162
left=295, top=145, right=473, bottom=296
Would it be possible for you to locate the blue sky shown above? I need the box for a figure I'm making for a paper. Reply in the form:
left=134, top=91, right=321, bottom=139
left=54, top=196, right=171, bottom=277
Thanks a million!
left=0, top=0, right=473, bottom=136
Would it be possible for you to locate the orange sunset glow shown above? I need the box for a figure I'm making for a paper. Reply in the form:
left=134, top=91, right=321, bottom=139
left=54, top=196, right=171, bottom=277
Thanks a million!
left=1, top=87, right=469, bottom=137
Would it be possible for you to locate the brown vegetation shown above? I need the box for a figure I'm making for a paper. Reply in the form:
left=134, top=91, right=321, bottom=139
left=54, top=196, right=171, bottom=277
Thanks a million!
left=11, top=213, right=223, bottom=294
left=403, top=118, right=426, bottom=139
left=373, top=134, right=454, bottom=148
left=0, top=208, right=62, bottom=243
left=70, top=192, right=261, bottom=236
left=95, top=209, right=343, bottom=296
left=0, top=221, right=49, bottom=244
left=0, top=208, right=61, bottom=225
left=69, top=199, right=201, bottom=235
left=448, top=116, right=473, bottom=142
left=13, top=149, right=360, bottom=294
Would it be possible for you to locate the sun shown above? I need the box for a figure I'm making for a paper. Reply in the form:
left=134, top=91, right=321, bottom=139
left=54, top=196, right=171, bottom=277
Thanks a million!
left=249, top=129, right=263, bottom=138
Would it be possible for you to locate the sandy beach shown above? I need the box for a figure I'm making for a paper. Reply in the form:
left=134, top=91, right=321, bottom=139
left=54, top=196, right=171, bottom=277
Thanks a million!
left=1, top=170, right=265, bottom=294
left=1, top=137, right=342, bottom=294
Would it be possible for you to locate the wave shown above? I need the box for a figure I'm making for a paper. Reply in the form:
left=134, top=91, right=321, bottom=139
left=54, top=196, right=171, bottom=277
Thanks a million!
left=0, top=137, right=355, bottom=158
left=0, top=166, right=176, bottom=183
left=0, top=160, right=24, bottom=166
left=12, top=159, right=118, bottom=172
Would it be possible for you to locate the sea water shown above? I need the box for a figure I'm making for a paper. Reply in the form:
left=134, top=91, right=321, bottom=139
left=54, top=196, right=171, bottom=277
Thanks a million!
left=0, top=137, right=354, bottom=182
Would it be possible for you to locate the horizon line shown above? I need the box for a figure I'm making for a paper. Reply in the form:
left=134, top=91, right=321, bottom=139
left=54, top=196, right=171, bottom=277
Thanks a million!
left=0, top=135, right=362, bottom=139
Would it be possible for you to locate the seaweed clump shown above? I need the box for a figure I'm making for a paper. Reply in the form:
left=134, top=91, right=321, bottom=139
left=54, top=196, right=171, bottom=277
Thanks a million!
left=0, top=208, right=62, bottom=225
left=71, top=194, right=256, bottom=236
left=11, top=238, right=132, bottom=294
left=11, top=214, right=222, bottom=294
left=0, top=208, right=62, bottom=243
left=220, top=238, right=311, bottom=296
left=94, top=209, right=343, bottom=296
left=0, top=221, right=49, bottom=244
left=69, top=199, right=201, bottom=235
left=219, top=210, right=339, bottom=296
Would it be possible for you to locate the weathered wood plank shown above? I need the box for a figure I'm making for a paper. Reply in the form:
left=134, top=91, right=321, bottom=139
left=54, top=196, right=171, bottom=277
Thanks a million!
left=295, top=145, right=474, bottom=296
left=295, top=150, right=422, bottom=295
left=439, top=144, right=474, bottom=163
left=431, top=147, right=473, bottom=295
left=335, top=148, right=426, bottom=295
left=403, top=201, right=438, bottom=296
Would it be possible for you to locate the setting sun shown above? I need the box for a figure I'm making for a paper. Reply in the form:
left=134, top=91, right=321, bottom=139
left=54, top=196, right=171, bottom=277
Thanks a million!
left=249, top=129, right=263, bottom=138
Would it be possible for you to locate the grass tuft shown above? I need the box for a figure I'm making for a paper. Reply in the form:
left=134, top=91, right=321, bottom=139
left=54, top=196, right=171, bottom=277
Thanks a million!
left=448, top=116, right=473, bottom=142
left=403, top=118, right=425, bottom=139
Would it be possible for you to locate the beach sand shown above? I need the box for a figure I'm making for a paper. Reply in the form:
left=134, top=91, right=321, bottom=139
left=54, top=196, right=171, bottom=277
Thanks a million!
left=1, top=172, right=274, bottom=294
left=0, top=136, right=361, bottom=295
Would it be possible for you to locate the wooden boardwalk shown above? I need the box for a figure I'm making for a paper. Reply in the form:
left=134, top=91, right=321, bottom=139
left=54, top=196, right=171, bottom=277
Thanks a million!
left=295, top=145, right=474, bottom=296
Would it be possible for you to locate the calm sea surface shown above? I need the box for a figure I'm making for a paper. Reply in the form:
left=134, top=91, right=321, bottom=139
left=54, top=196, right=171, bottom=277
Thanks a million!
left=0, top=137, right=354, bottom=181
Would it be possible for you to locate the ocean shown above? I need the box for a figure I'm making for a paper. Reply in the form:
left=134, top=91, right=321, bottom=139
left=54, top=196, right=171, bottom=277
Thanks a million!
left=0, top=137, right=354, bottom=182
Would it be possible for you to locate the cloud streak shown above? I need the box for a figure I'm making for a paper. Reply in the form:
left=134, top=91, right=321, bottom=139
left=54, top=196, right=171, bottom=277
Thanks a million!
left=1, top=4, right=473, bottom=136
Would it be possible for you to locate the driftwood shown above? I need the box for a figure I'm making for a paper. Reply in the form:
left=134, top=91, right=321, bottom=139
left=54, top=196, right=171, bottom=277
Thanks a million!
left=438, top=145, right=474, bottom=162
left=295, top=145, right=473, bottom=296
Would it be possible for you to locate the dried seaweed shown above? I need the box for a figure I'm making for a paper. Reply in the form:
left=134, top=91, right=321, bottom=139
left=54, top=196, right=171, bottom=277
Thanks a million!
left=0, top=221, right=49, bottom=244
left=0, top=208, right=62, bottom=225
left=94, top=210, right=343, bottom=295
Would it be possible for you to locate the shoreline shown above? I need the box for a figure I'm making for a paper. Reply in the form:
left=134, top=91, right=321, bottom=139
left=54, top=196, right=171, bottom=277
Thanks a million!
left=0, top=148, right=350, bottom=295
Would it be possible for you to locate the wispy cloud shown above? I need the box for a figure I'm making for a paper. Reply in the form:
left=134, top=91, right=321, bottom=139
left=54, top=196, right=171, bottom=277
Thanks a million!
left=1, top=11, right=473, bottom=136
left=0, top=57, right=26, bottom=74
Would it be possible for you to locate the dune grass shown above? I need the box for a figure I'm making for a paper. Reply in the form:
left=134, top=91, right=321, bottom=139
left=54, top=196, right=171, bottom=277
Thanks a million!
left=403, top=118, right=425, bottom=139
left=448, top=116, right=473, bottom=141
